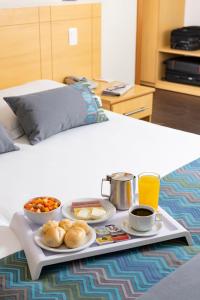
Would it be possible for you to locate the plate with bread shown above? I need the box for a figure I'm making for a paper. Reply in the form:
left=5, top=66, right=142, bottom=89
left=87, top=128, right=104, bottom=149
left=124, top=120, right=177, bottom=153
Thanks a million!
left=34, top=219, right=96, bottom=253
left=62, top=198, right=116, bottom=224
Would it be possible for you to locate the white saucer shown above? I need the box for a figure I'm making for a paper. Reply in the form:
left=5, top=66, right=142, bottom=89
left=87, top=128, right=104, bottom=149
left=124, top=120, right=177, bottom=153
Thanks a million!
left=34, top=226, right=96, bottom=253
left=62, top=198, right=116, bottom=224
left=121, top=217, right=162, bottom=237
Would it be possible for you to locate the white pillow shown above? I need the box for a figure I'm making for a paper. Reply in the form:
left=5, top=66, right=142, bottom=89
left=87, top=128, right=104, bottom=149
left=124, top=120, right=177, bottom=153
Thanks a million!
left=0, top=80, right=64, bottom=140
left=0, top=100, right=23, bottom=140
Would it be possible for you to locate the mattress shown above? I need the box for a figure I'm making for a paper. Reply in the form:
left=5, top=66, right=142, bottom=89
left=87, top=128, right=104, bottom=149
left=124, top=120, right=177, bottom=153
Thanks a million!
left=0, top=80, right=200, bottom=259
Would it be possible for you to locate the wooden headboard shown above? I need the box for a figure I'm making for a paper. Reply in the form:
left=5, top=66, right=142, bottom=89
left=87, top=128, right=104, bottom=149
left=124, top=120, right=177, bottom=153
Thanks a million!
left=0, top=3, right=101, bottom=89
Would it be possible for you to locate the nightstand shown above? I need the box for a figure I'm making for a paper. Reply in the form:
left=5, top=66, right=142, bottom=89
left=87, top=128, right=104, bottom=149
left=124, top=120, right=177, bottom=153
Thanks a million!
left=95, top=82, right=155, bottom=122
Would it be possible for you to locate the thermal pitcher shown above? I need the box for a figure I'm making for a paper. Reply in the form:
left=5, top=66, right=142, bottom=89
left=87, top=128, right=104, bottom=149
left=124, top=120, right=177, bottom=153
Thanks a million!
left=101, top=172, right=136, bottom=210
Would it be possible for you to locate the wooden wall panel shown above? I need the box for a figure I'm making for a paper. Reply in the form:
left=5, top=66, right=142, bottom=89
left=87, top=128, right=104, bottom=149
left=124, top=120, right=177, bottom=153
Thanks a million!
left=51, top=4, right=92, bottom=21
left=39, top=22, right=52, bottom=79
left=39, top=6, right=51, bottom=22
left=0, top=8, right=38, bottom=26
left=51, top=18, right=92, bottom=82
left=51, top=3, right=101, bottom=82
left=39, top=7, right=52, bottom=79
left=0, top=4, right=101, bottom=89
left=0, top=24, right=41, bottom=89
left=92, top=3, right=101, bottom=17
left=92, top=4, right=101, bottom=79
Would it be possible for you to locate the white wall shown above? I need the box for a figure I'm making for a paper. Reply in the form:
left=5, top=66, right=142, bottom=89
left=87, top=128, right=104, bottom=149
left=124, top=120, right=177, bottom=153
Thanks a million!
left=184, top=0, right=200, bottom=25
left=101, top=0, right=137, bottom=84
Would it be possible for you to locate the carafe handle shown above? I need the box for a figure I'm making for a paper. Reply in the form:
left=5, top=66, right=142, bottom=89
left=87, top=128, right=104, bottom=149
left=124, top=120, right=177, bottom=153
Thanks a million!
left=101, top=176, right=111, bottom=198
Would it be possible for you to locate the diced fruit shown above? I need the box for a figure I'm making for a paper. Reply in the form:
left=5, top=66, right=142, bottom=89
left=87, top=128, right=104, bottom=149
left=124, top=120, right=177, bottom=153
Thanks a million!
left=24, top=197, right=60, bottom=213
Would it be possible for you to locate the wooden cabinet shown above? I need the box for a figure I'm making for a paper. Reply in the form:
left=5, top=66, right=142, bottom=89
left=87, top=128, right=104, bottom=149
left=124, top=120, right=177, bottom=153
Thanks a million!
left=140, top=0, right=185, bottom=87
left=138, top=0, right=200, bottom=97
left=111, top=94, right=153, bottom=120
left=95, top=82, right=155, bottom=122
left=140, top=0, right=159, bottom=86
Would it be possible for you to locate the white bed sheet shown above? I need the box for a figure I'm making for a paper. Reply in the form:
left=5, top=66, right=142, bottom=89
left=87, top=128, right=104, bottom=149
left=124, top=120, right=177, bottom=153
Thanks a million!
left=0, top=80, right=200, bottom=259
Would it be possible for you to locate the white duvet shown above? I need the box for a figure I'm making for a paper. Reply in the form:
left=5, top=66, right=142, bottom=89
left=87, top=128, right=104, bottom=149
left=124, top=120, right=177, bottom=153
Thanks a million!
left=0, top=80, right=200, bottom=258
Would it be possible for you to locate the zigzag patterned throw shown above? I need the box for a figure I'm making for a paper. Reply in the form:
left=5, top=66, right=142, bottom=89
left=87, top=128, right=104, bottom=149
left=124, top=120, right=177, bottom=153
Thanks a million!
left=1, top=158, right=200, bottom=300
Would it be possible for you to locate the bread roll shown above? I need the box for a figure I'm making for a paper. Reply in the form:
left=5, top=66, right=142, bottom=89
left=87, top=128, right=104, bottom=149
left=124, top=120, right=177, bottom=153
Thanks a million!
left=43, top=226, right=65, bottom=248
left=64, top=227, right=86, bottom=248
left=59, top=219, right=73, bottom=232
left=42, top=220, right=59, bottom=233
left=72, top=220, right=90, bottom=234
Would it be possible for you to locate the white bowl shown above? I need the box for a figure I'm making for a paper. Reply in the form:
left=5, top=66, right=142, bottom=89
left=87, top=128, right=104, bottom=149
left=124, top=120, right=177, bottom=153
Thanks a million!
left=24, top=197, right=61, bottom=225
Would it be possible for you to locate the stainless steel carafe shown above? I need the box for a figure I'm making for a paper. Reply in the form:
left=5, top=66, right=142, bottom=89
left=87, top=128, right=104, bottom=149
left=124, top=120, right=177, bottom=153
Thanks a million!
left=101, top=172, right=136, bottom=210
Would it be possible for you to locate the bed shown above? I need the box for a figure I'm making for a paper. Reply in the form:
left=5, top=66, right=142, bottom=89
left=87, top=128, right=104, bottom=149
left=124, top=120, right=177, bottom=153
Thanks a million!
left=1, top=79, right=200, bottom=297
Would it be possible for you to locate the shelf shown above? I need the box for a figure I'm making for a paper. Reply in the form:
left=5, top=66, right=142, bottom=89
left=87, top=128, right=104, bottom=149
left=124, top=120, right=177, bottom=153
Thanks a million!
left=140, top=1, right=200, bottom=97
left=159, top=47, right=200, bottom=58
left=156, top=80, right=200, bottom=97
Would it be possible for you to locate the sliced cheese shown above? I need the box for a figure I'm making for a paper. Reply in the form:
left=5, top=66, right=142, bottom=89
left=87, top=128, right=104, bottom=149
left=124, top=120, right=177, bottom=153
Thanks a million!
left=74, top=207, right=91, bottom=220
left=91, top=207, right=106, bottom=220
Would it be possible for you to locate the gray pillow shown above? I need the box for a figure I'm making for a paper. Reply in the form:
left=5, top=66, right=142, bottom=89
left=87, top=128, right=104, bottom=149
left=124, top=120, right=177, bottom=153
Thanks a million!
left=0, top=124, right=19, bottom=154
left=4, top=85, right=108, bottom=145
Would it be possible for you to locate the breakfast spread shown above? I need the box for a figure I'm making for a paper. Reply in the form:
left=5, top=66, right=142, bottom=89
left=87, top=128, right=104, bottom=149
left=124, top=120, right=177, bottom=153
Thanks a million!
left=24, top=197, right=60, bottom=213
left=27, top=179, right=161, bottom=253
left=72, top=200, right=106, bottom=220
left=41, top=219, right=91, bottom=249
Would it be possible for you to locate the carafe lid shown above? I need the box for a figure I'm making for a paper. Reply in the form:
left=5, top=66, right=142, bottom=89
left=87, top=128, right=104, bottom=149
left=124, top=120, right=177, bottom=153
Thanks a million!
left=111, top=172, right=134, bottom=181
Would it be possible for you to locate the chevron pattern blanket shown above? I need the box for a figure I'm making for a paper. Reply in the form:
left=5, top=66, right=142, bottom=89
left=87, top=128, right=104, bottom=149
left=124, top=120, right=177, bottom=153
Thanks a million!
left=1, top=158, right=200, bottom=300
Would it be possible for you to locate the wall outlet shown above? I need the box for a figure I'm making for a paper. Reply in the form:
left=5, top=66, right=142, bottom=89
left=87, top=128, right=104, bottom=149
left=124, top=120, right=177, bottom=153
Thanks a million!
left=68, top=28, right=78, bottom=46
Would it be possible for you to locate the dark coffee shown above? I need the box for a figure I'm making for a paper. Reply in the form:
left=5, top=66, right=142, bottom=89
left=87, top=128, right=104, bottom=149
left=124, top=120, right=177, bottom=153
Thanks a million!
left=131, top=208, right=153, bottom=216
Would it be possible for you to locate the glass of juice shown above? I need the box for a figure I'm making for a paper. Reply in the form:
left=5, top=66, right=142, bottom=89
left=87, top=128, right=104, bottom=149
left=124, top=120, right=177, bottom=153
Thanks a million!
left=138, top=172, right=160, bottom=210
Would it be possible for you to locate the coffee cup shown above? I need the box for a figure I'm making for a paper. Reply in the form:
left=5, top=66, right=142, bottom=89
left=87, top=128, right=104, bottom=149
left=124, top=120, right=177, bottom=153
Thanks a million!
left=128, top=205, right=158, bottom=232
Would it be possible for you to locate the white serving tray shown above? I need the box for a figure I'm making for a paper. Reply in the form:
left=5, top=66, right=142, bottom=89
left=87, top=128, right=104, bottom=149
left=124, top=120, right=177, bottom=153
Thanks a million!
left=10, top=208, right=192, bottom=280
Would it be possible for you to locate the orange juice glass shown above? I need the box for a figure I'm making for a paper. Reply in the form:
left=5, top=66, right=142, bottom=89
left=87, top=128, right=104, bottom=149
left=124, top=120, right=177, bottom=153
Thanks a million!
left=138, top=172, right=160, bottom=210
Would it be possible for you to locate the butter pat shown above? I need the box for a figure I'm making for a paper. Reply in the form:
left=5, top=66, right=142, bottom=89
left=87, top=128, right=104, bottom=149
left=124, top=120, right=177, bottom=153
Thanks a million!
left=73, top=206, right=106, bottom=220
left=91, top=207, right=106, bottom=220
left=74, top=208, right=91, bottom=220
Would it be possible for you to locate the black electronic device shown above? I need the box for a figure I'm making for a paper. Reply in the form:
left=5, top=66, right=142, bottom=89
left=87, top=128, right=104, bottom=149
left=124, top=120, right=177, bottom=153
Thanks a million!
left=171, top=26, right=200, bottom=51
left=164, top=56, right=200, bottom=86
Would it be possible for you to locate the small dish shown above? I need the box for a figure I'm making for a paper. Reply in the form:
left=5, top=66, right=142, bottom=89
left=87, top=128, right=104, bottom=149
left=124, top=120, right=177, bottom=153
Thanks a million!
left=121, top=217, right=162, bottom=237
left=24, top=196, right=61, bottom=225
left=62, top=198, right=116, bottom=224
left=34, top=226, right=96, bottom=253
